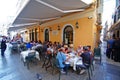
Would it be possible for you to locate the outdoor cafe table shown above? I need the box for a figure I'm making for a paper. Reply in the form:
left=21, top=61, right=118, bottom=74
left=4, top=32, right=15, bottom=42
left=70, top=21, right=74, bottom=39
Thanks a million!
left=20, top=49, right=40, bottom=62
left=66, top=53, right=83, bottom=71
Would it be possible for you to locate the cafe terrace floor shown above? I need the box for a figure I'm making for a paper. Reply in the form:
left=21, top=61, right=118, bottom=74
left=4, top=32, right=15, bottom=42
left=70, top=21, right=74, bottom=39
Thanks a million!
left=0, top=43, right=120, bottom=80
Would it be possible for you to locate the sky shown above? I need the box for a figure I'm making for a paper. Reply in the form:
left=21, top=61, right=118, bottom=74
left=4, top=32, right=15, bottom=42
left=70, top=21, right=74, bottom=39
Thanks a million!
left=0, top=0, right=17, bottom=26
left=102, top=0, right=116, bottom=27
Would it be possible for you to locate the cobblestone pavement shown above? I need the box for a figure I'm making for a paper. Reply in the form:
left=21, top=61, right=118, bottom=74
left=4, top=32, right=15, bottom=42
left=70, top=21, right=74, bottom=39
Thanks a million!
left=0, top=43, right=120, bottom=80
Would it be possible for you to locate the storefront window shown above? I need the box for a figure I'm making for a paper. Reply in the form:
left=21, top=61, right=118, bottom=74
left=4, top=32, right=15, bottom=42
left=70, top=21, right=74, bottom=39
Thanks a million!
left=35, top=28, right=37, bottom=41
left=117, top=30, right=119, bottom=38
left=32, top=29, right=34, bottom=41
left=29, top=30, right=31, bottom=41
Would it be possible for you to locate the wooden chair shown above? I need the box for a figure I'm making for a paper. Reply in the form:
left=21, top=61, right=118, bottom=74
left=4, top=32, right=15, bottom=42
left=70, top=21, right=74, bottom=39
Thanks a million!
left=76, top=63, right=92, bottom=80
left=51, top=57, right=61, bottom=80
left=76, top=56, right=93, bottom=80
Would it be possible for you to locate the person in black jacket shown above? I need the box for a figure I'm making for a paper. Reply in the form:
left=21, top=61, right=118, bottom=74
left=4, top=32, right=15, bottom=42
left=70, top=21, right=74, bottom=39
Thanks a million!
left=1, top=38, right=7, bottom=56
left=112, top=37, right=120, bottom=62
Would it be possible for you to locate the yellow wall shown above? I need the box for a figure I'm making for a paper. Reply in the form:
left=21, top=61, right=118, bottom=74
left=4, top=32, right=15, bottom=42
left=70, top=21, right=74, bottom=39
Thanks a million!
left=26, top=7, right=100, bottom=51
left=74, top=17, right=94, bottom=49
left=40, top=18, right=95, bottom=50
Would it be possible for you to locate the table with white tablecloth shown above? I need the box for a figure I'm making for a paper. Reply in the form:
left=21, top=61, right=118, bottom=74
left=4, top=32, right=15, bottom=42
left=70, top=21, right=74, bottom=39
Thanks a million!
left=66, top=53, right=83, bottom=71
left=20, top=50, right=40, bottom=62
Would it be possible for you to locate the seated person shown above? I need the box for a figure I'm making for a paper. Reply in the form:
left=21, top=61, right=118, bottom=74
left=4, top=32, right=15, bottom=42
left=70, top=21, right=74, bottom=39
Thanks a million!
left=57, top=42, right=61, bottom=49
left=36, top=42, right=43, bottom=47
left=76, top=46, right=91, bottom=74
left=26, top=42, right=32, bottom=50
left=56, top=47, right=70, bottom=74
left=19, top=42, right=27, bottom=51
left=76, top=45, right=83, bottom=54
left=64, top=47, right=69, bottom=55
left=87, top=45, right=93, bottom=56
left=47, top=45, right=54, bottom=54
left=68, top=44, right=76, bottom=55
left=44, top=45, right=53, bottom=69
left=87, top=45, right=94, bottom=63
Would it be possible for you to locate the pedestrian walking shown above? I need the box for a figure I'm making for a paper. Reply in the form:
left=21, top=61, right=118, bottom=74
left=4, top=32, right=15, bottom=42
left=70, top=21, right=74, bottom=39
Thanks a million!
left=106, top=37, right=115, bottom=59
left=112, top=37, right=120, bottom=62
left=1, top=37, right=7, bottom=56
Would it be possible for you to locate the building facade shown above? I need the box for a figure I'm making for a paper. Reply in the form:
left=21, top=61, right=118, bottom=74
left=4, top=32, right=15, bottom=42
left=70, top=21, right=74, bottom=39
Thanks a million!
left=109, top=0, right=120, bottom=38
left=10, top=0, right=103, bottom=50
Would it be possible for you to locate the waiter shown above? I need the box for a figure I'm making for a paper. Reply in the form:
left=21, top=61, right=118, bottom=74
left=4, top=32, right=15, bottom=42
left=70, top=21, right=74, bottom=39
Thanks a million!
left=1, top=37, right=7, bottom=56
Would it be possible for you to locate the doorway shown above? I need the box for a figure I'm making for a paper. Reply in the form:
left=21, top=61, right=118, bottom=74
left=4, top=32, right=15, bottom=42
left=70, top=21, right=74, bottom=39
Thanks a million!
left=63, top=25, right=73, bottom=45
left=45, top=29, right=49, bottom=41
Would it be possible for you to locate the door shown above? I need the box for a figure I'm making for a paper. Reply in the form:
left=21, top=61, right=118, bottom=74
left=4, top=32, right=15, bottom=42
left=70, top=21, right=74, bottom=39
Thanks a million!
left=45, top=29, right=49, bottom=41
left=63, top=25, right=73, bottom=45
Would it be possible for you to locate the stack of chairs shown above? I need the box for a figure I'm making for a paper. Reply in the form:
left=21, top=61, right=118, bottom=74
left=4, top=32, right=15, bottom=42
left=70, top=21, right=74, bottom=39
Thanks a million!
left=94, top=47, right=101, bottom=64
